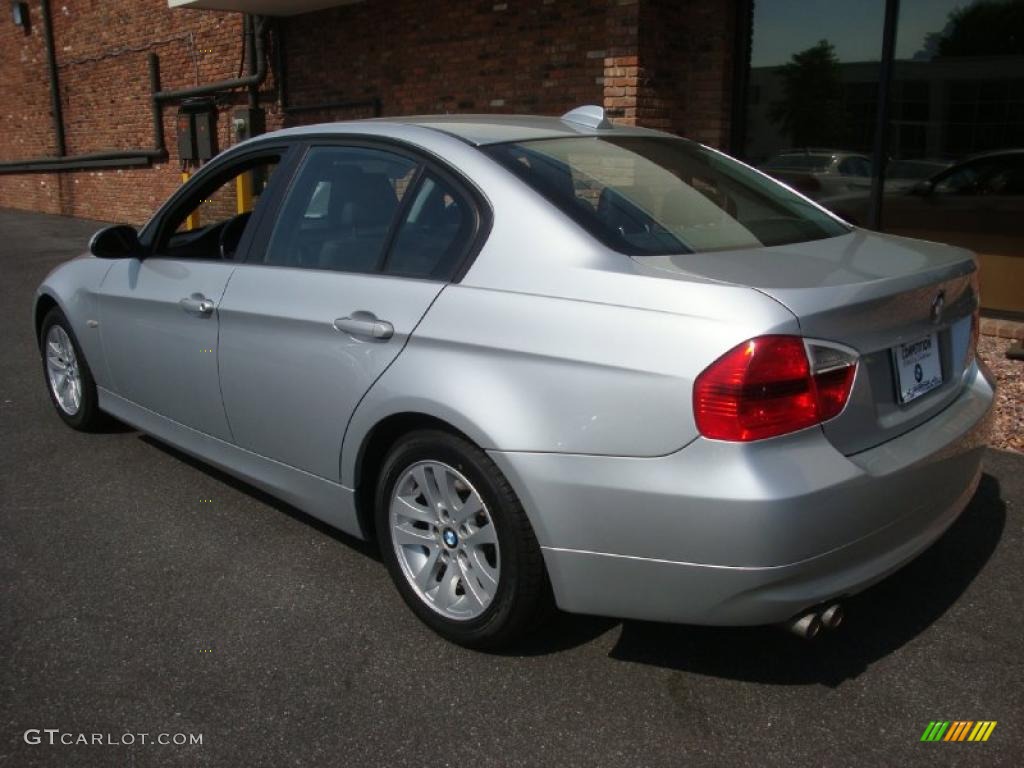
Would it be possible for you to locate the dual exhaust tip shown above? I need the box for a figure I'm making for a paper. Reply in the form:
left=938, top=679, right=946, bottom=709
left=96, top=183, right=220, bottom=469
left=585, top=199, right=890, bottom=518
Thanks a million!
left=783, top=603, right=844, bottom=640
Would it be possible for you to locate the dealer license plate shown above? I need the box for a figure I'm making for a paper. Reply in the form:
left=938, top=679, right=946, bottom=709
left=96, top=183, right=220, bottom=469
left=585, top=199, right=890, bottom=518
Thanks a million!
left=894, top=333, right=942, bottom=404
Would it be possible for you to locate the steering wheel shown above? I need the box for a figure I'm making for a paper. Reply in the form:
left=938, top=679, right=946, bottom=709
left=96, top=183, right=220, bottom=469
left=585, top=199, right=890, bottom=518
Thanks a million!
left=219, top=211, right=252, bottom=260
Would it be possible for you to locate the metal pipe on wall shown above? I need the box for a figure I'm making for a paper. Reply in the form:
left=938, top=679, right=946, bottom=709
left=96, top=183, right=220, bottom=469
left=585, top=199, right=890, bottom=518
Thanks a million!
left=0, top=52, right=167, bottom=174
left=40, top=0, right=66, bottom=157
left=154, top=16, right=267, bottom=104
left=0, top=14, right=269, bottom=175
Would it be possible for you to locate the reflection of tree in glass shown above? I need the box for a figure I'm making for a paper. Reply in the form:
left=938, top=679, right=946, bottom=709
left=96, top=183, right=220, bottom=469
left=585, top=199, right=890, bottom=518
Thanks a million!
left=919, top=0, right=1024, bottom=58
left=768, top=40, right=845, bottom=149
left=942, top=0, right=1024, bottom=56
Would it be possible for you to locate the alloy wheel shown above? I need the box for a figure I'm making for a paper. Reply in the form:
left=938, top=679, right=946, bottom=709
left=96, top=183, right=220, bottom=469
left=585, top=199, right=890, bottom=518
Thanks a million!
left=389, top=460, right=500, bottom=620
left=45, top=325, right=82, bottom=416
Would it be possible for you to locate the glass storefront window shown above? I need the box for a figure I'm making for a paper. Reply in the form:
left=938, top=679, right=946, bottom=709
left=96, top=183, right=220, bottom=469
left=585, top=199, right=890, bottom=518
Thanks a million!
left=742, top=1, right=885, bottom=200
left=880, top=0, right=1024, bottom=316
left=741, top=0, right=1024, bottom=316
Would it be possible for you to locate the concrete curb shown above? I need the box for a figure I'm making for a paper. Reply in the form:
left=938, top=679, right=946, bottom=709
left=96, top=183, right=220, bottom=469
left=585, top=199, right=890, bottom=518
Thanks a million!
left=980, top=317, right=1024, bottom=341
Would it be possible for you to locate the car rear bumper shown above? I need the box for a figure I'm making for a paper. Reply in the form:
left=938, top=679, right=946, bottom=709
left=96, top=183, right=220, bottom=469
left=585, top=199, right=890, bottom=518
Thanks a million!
left=488, top=361, right=995, bottom=625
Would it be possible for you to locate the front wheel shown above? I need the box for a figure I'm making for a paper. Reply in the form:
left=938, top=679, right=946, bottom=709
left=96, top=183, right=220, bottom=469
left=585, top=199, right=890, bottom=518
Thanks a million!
left=39, top=307, right=105, bottom=431
left=376, top=429, right=550, bottom=649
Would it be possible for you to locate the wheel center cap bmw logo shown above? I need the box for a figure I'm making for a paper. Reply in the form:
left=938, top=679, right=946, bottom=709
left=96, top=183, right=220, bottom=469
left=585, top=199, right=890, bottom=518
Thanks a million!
left=442, top=529, right=459, bottom=548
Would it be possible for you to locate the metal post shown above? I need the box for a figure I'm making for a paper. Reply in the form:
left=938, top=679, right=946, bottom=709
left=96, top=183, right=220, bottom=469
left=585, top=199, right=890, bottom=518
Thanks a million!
left=867, top=0, right=901, bottom=230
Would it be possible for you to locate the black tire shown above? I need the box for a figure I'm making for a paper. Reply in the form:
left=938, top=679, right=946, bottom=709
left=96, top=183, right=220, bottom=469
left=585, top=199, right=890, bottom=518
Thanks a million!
left=39, top=307, right=106, bottom=431
left=375, top=429, right=551, bottom=649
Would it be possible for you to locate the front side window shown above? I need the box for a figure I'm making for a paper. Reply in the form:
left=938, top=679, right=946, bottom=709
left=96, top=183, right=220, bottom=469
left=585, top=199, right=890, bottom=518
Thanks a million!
left=263, top=146, right=417, bottom=272
left=485, top=136, right=849, bottom=255
left=158, top=157, right=279, bottom=260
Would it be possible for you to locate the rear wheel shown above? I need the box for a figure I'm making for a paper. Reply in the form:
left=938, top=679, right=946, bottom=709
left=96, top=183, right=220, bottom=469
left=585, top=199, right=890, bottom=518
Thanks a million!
left=39, top=307, right=105, bottom=431
left=376, top=429, right=549, bottom=648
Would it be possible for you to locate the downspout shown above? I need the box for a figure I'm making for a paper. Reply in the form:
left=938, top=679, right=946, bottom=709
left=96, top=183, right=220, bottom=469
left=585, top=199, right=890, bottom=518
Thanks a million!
left=40, top=0, right=66, bottom=157
left=245, top=14, right=258, bottom=110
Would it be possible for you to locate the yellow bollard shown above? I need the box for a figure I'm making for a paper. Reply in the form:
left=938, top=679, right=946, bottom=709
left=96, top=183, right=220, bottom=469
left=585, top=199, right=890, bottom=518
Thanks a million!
left=236, top=170, right=254, bottom=214
left=181, top=171, right=200, bottom=231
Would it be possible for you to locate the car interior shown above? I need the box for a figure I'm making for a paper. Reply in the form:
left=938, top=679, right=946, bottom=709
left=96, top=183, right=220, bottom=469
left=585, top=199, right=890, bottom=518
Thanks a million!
left=160, top=159, right=278, bottom=261
left=265, top=151, right=474, bottom=279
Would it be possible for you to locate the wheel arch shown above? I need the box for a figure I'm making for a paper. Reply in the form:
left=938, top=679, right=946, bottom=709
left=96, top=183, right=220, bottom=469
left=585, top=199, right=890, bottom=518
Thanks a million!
left=350, top=411, right=484, bottom=542
left=33, top=291, right=62, bottom=347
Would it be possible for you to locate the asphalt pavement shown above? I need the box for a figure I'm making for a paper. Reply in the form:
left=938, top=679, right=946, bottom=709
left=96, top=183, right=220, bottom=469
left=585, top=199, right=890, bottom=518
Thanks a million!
left=1, top=207, right=1022, bottom=767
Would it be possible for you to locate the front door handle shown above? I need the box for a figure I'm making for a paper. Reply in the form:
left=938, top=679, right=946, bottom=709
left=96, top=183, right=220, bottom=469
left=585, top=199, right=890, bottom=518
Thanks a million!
left=180, top=293, right=215, bottom=316
left=333, top=311, right=394, bottom=341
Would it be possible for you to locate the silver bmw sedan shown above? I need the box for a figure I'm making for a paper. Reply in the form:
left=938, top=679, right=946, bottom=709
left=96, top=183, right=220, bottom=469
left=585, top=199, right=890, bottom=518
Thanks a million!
left=34, top=106, right=995, bottom=647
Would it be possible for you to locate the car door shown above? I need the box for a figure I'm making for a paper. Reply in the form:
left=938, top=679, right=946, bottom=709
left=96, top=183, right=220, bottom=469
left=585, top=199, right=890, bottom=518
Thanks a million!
left=216, top=142, right=485, bottom=481
left=97, top=149, right=289, bottom=440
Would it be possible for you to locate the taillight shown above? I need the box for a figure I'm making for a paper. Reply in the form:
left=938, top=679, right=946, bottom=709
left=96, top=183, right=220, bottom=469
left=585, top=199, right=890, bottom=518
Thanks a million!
left=693, top=335, right=858, bottom=442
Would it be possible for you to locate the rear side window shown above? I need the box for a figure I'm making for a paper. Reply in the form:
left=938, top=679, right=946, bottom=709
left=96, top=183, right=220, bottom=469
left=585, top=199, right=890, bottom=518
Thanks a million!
left=485, top=137, right=848, bottom=255
left=263, top=146, right=417, bottom=273
left=385, top=173, right=475, bottom=279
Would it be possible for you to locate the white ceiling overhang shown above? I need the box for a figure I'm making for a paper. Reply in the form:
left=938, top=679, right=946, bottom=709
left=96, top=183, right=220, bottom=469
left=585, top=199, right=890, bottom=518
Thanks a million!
left=168, top=1, right=363, bottom=16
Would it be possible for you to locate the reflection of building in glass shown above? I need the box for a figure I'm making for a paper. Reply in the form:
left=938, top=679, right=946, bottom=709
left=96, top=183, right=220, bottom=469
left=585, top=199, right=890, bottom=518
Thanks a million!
left=747, top=56, right=1024, bottom=165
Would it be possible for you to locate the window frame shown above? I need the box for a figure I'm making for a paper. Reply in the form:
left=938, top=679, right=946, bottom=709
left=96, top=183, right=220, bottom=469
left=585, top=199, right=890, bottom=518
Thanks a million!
left=243, top=135, right=493, bottom=284
left=139, top=142, right=300, bottom=262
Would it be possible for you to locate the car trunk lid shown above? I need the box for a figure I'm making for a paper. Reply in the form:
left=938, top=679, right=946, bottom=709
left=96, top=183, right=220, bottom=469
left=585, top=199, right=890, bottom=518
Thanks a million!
left=636, top=230, right=979, bottom=454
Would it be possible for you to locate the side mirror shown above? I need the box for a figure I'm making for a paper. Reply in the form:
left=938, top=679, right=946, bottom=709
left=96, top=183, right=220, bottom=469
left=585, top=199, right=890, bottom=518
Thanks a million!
left=89, top=225, right=140, bottom=259
left=910, top=179, right=934, bottom=197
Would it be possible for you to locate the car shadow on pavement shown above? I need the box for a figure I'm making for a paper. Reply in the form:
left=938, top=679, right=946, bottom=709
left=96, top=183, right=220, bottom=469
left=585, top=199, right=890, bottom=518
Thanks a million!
left=604, top=473, right=1006, bottom=688
left=133, top=430, right=1007, bottom=671
left=137, top=434, right=381, bottom=562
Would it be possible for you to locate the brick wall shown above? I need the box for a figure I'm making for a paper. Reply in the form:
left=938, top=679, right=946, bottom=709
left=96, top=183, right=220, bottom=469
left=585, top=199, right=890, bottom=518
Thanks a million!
left=280, top=0, right=609, bottom=122
left=637, top=0, right=737, bottom=147
left=0, top=0, right=736, bottom=225
left=0, top=2, right=252, bottom=224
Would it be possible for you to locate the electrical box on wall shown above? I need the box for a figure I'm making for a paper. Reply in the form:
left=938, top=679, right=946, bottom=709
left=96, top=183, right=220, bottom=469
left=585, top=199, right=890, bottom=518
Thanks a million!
left=175, top=110, right=196, bottom=163
left=231, top=107, right=265, bottom=144
left=194, top=109, right=218, bottom=162
left=177, top=99, right=218, bottom=164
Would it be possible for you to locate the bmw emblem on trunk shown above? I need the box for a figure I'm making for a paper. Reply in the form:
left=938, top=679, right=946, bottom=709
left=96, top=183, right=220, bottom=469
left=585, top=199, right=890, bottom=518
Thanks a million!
left=930, top=291, right=945, bottom=325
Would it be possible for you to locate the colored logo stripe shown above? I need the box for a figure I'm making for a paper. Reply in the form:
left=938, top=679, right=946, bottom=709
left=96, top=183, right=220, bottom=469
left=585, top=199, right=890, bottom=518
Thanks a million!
left=921, top=721, right=996, bottom=742
left=945, top=721, right=971, bottom=741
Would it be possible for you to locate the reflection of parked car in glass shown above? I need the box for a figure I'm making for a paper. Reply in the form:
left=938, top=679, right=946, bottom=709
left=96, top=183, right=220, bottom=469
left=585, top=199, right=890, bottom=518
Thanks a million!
left=829, top=150, right=1024, bottom=314
left=759, top=149, right=872, bottom=198
left=883, top=159, right=954, bottom=192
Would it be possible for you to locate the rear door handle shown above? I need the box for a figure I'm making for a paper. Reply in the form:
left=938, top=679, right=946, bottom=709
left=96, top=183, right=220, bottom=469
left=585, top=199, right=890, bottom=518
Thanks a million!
left=333, top=312, right=394, bottom=341
left=180, top=293, right=215, bottom=315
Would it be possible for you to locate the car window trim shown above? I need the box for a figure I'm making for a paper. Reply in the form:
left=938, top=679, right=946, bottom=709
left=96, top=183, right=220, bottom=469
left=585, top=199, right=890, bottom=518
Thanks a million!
left=240, top=134, right=492, bottom=283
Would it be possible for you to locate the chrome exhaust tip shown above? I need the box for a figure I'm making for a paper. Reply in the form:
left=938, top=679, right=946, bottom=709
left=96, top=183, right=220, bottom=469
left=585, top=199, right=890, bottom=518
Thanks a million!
left=820, top=603, right=844, bottom=630
left=784, top=612, right=823, bottom=640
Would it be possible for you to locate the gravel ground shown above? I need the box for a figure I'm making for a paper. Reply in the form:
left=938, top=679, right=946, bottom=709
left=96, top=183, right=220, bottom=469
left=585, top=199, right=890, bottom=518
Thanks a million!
left=979, top=334, right=1024, bottom=454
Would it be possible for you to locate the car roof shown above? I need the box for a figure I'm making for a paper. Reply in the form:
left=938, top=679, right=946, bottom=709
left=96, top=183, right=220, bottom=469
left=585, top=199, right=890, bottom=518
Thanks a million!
left=961, top=148, right=1024, bottom=162
left=255, top=111, right=669, bottom=147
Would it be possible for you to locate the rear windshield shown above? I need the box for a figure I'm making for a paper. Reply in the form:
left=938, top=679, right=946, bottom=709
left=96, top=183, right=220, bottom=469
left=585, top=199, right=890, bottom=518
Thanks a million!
left=484, top=137, right=849, bottom=255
